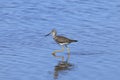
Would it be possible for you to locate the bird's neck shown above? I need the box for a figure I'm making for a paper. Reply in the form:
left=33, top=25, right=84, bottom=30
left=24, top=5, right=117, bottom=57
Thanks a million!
left=52, top=32, right=57, bottom=38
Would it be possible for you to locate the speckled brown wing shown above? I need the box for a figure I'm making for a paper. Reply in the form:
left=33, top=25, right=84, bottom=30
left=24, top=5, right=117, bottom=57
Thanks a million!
left=54, top=36, right=75, bottom=43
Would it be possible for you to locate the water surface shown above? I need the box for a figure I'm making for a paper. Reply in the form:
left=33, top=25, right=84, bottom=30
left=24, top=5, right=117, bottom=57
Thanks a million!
left=0, top=0, right=120, bottom=80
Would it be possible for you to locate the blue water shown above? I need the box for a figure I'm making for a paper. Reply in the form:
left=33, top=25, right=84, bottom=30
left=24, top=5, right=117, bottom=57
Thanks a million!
left=0, top=0, right=120, bottom=80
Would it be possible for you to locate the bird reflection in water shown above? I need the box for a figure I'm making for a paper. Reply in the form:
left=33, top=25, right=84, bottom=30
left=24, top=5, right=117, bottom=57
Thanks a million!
left=53, top=61, right=73, bottom=80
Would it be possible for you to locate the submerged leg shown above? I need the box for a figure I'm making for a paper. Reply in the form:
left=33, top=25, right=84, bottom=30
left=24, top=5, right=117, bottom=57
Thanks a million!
left=52, top=46, right=64, bottom=61
left=65, top=45, right=70, bottom=62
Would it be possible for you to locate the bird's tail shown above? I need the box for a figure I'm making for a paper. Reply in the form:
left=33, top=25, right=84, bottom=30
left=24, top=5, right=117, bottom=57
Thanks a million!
left=70, top=40, right=78, bottom=42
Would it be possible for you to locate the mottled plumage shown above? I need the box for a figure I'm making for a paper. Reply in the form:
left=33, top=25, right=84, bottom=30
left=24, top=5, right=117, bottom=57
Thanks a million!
left=54, top=35, right=77, bottom=45
left=45, top=29, right=78, bottom=62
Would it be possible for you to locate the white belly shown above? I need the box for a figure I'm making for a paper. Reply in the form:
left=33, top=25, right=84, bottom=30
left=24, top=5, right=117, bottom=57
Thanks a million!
left=59, top=43, right=68, bottom=45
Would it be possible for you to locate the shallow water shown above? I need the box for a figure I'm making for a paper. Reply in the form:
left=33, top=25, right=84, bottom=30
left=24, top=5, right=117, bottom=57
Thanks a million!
left=0, top=0, right=120, bottom=80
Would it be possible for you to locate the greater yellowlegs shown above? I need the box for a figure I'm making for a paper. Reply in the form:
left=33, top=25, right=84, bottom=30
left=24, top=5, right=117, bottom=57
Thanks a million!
left=45, top=29, right=77, bottom=61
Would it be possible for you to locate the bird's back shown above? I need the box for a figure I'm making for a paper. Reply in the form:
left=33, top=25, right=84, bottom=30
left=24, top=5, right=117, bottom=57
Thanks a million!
left=54, top=35, right=77, bottom=44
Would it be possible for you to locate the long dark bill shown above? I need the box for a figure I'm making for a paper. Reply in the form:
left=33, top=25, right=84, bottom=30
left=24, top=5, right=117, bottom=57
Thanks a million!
left=45, top=32, right=51, bottom=36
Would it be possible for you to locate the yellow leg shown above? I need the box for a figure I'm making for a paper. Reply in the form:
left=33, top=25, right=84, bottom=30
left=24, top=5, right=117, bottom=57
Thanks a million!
left=66, top=47, right=70, bottom=62
left=52, top=46, right=64, bottom=61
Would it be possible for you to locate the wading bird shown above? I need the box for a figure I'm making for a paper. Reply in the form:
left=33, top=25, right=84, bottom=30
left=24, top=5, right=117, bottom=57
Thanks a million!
left=45, top=29, right=77, bottom=62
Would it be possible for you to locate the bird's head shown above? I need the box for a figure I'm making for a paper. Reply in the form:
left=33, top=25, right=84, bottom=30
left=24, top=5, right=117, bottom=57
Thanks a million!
left=45, top=29, right=57, bottom=37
